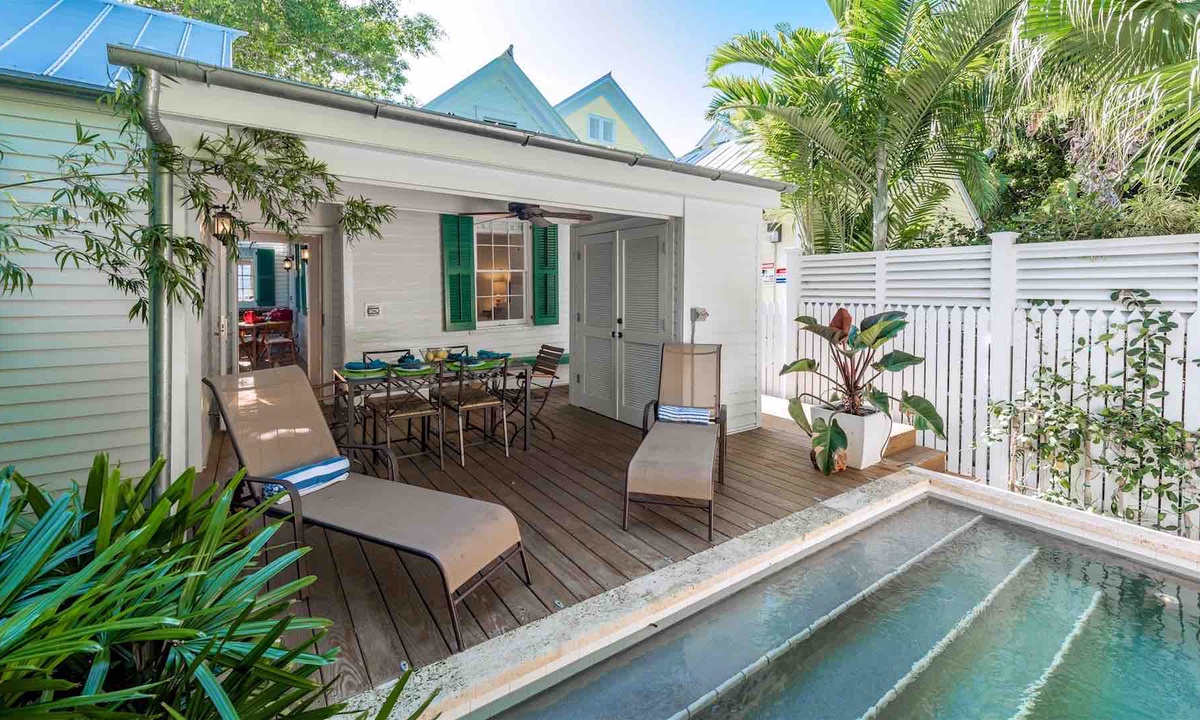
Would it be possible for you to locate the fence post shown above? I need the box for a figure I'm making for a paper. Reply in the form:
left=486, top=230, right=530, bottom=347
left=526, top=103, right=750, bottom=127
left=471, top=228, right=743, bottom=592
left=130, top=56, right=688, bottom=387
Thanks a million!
left=874, top=251, right=887, bottom=312
left=784, top=248, right=802, bottom=399
left=987, top=232, right=1018, bottom=484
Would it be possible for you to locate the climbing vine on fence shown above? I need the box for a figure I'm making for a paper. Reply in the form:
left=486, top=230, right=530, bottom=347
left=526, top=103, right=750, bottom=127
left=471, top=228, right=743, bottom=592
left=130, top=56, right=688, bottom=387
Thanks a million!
left=988, top=290, right=1200, bottom=535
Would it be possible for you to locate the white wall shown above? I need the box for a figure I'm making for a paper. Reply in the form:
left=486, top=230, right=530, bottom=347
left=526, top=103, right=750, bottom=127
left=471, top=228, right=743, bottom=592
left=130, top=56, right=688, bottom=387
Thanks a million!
left=342, top=207, right=570, bottom=364
left=682, top=198, right=764, bottom=432
left=0, top=88, right=149, bottom=492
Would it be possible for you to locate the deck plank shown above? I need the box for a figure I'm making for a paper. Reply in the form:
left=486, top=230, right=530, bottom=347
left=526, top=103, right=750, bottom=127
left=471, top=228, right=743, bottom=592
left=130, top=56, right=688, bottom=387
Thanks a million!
left=199, top=387, right=923, bottom=704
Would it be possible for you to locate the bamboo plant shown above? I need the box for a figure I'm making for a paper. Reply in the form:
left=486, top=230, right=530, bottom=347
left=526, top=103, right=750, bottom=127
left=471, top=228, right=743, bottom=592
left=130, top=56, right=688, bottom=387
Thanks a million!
left=781, top=308, right=945, bottom=474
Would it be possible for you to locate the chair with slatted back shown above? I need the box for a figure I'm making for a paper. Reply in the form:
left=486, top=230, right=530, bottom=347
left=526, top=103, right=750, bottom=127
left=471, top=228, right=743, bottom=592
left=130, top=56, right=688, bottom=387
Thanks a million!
left=439, top=357, right=510, bottom=467
left=500, top=344, right=564, bottom=441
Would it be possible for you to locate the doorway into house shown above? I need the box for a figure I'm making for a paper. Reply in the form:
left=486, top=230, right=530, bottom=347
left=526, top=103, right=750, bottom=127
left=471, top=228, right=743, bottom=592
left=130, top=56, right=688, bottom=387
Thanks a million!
left=235, top=233, right=325, bottom=383
left=571, top=220, right=674, bottom=426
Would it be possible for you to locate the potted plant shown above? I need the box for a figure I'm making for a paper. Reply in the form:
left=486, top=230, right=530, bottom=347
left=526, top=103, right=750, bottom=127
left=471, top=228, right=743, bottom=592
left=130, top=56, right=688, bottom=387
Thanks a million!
left=781, top=308, right=944, bottom=474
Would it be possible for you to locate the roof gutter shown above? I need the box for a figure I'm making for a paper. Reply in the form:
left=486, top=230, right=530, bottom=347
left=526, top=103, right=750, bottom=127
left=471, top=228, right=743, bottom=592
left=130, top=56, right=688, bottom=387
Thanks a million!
left=107, top=45, right=794, bottom=194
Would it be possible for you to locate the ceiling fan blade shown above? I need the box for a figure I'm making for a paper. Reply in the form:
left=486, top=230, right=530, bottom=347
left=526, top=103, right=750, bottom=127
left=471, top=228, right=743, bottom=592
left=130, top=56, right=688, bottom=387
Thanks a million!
left=543, top=211, right=594, bottom=222
left=461, top=211, right=517, bottom=218
left=529, top=215, right=552, bottom=228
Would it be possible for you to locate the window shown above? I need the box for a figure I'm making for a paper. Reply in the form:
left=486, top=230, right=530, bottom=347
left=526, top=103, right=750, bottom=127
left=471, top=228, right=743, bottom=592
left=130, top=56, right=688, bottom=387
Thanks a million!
left=588, top=114, right=615, bottom=144
left=474, top=219, right=526, bottom=324
left=236, top=259, right=255, bottom=303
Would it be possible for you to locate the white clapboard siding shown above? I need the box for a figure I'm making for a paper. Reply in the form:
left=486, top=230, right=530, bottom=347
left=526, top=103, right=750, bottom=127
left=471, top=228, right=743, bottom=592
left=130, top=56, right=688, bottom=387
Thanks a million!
left=787, top=234, right=1200, bottom=525
left=341, top=209, right=570, bottom=365
left=1, top=89, right=150, bottom=492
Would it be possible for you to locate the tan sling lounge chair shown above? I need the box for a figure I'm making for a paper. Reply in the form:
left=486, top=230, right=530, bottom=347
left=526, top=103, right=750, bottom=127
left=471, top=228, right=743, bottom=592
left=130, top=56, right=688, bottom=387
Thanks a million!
left=203, top=365, right=529, bottom=651
left=623, top=344, right=727, bottom=542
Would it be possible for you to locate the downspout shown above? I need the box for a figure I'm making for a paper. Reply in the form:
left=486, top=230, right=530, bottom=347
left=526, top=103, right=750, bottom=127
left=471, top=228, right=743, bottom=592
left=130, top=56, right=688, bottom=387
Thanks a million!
left=140, top=68, right=174, bottom=496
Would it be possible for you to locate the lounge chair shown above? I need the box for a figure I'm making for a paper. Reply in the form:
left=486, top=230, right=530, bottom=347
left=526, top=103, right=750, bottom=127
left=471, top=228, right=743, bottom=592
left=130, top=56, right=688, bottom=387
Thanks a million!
left=203, top=365, right=529, bottom=651
left=623, top=344, right=726, bottom=542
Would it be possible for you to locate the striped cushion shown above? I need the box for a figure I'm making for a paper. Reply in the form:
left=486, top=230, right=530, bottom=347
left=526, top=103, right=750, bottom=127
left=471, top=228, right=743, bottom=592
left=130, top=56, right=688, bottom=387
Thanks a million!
left=263, top=456, right=350, bottom=503
left=657, top=404, right=712, bottom=424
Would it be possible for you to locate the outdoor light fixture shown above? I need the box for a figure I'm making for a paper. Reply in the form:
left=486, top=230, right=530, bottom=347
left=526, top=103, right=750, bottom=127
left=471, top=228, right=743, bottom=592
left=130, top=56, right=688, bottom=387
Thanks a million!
left=300, top=245, right=310, bottom=262
left=283, top=255, right=295, bottom=271
left=210, top=205, right=236, bottom=240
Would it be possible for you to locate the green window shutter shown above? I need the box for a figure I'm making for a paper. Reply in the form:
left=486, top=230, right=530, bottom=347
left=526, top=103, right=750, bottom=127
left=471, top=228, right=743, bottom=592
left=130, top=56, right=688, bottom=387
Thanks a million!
left=296, top=256, right=307, bottom=314
left=255, top=248, right=275, bottom=306
left=531, top=224, right=559, bottom=326
left=441, top=214, right=476, bottom=331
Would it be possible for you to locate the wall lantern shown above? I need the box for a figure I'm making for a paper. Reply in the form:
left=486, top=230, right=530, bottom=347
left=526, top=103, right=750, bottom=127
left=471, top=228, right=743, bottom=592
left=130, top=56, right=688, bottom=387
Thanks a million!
left=283, top=256, right=295, bottom=271
left=300, top=245, right=310, bottom=262
left=211, top=205, right=237, bottom=241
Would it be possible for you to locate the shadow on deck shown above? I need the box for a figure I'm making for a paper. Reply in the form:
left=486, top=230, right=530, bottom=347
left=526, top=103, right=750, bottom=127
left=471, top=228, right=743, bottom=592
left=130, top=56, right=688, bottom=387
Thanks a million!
left=200, top=390, right=927, bottom=702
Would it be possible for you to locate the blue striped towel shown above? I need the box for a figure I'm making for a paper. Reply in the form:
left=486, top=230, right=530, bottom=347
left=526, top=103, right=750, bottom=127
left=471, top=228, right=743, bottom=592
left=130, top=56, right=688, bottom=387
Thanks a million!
left=657, top=405, right=712, bottom=424
left=263, top=456, right=350, bottom=503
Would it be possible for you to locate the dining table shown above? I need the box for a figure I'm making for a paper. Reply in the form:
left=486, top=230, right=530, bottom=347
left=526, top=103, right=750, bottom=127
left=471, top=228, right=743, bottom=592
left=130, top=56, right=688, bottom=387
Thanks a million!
left=238, top=319, right=291, bottom=368
left=333, top=359, right=533, bottom=456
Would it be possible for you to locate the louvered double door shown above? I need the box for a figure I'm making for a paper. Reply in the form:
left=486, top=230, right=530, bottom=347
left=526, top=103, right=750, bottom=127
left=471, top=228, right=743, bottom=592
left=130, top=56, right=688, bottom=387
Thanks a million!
left=574, top=224, right=672, bottom=426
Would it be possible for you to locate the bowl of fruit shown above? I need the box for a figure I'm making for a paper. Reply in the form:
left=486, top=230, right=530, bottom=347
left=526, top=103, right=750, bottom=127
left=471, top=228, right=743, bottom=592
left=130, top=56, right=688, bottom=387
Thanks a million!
left=422, top=347, right=451, bottom=363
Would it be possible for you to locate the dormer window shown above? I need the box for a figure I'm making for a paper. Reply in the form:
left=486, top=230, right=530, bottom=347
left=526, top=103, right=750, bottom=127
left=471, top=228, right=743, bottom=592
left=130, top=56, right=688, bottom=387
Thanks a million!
left=588, top=114, right=615, bottom=144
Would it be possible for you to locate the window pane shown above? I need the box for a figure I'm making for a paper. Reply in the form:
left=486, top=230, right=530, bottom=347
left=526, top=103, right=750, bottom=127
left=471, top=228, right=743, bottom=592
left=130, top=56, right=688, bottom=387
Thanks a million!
left=589, top=117, right=600, bottom=139
left=492, top=296, right=509, bottom=321
left=509, top=272, right=524, bottom=297
left=477, top=297, right=492, bottom=322
left=477, top=247, right=493, bottom=271
left=509, top=295, right=523, bottom=320
left=510, top=246, right=524, bottom=270
left=493, top=247, right=509, bottom=270
left=477, top=274, right=490, bottom=299
left=603, top=121, right=614, bottom=143
left=476, top=231, right=493, bottom=246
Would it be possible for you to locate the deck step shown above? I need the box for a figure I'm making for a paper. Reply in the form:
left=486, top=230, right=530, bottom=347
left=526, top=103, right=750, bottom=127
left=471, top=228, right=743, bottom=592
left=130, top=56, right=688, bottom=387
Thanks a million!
left=883, top=423, right=917, bottom=455
left=882, top=445, right=945, bottom=472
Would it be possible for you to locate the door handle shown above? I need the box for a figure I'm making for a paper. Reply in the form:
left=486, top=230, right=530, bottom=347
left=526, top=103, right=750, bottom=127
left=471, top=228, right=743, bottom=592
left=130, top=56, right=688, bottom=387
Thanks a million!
left=611, top=331, right=616, bottom=338
left=617, top=332, right=623, bottom=339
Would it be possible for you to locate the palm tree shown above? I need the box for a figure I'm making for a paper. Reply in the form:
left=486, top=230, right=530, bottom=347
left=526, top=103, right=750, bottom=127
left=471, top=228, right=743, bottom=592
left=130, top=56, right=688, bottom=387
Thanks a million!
left=708, top=0, right=1021, bottom=251
left=1017, top=0, right=1200, bottom=188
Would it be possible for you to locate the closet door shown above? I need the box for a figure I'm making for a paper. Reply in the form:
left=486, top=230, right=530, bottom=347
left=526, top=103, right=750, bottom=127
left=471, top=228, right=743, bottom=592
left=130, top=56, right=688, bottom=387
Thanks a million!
left=616, top=224, right=671, bottom=426
left=574, top=231, right=619, bottom=418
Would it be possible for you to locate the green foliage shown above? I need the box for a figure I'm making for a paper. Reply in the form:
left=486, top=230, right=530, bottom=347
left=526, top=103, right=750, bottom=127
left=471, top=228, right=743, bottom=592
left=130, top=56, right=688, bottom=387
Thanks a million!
left=988, top=290, right=1200, bottom=533
left=707, top=0, right=1016, bottom=252
left=0, top=75, right=396, bottom=320
left=0, top=454, right=433, bottom=718
left=133, top=0, right=441, bottom=100
left=1004, top=180, right=1200, bottom=243
left=893, top=212, right=989, bottom=251
left=782, top=308, right=943, bottom=474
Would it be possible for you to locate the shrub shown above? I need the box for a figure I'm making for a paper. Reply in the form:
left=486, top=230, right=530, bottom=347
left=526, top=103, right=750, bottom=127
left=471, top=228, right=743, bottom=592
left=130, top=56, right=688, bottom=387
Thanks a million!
left=0, top=454, right=433, bottom=718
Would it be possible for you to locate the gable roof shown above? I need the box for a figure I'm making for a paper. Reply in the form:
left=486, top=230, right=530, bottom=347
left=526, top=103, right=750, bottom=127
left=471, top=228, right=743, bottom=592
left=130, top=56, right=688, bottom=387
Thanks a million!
left=423, top=46, right=577, bottom=140
left=0, top=0, right=244, bottom=90
left=555, top=73, right=673, bottom=159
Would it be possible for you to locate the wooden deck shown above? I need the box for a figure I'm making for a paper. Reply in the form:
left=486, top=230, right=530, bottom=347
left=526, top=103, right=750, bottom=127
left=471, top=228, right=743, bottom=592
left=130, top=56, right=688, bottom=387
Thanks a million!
left=200, top=389, right=931, bottom=702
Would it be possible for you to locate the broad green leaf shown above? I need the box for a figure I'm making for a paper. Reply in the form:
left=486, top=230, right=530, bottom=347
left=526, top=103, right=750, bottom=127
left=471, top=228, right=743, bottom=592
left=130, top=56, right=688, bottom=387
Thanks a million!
left=788, top=397, right=813, bottom=435
left=866, top=387, right=890, bottom=413
left=901, top=393, right=945, bottom=439
left=779, top=358, right=818, bottom=375
left=811, top=417, right=848, bottom=476
left=794, top=315, right=819, bottom=325
left=874, top=350, right=924, bottom=372
left=855, top=318, right=906, bottom=349
left=802, top=323, right=845, bottom=345
left=859, top=310, right=905, bottom=331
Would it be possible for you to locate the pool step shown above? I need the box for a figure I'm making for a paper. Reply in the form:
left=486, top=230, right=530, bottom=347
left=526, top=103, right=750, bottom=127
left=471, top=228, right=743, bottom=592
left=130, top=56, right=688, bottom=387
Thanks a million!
left=871, top=550, right=1110, bottom=719
left=703, top=520, right=1040, bottom=719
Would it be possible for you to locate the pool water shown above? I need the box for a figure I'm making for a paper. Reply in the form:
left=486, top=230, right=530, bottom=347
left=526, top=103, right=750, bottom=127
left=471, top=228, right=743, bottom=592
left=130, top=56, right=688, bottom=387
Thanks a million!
left=498, top=499, right=1200, bottom=719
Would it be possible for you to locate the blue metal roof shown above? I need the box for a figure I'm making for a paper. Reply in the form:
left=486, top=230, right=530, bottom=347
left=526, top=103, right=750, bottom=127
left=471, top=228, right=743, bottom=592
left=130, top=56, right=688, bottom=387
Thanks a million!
left=0, top=0, right=244, bottom=89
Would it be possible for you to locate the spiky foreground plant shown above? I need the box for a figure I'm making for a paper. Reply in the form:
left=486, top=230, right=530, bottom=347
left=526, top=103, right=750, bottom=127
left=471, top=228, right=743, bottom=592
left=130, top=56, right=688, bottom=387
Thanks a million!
left=0, top=454, right=435, bottom=718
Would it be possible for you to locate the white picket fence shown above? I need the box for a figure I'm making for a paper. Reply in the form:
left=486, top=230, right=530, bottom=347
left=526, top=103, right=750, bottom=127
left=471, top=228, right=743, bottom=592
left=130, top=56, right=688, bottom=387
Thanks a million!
left=783, top=233, right=1200, bottom=528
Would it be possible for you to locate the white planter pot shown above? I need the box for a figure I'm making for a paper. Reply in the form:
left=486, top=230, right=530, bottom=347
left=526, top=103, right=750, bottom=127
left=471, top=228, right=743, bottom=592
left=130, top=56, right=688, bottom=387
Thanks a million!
left=809, top=406, right=892, bottom=470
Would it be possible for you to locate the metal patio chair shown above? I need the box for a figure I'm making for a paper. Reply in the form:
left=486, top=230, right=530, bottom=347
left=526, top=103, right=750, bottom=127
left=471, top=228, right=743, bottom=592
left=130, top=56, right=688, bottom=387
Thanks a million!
left=623, top=343, right=727, bottom=542
left=203, top=365, right=530, bottom=652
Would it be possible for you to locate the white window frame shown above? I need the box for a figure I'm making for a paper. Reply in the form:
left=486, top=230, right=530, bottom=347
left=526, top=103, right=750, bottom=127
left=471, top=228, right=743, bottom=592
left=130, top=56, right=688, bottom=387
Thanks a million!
left=473, top=219, right=531, bottom=328
left=236, top=258, right=255, bottom=304
left=587, top=113, right=616, bottom=145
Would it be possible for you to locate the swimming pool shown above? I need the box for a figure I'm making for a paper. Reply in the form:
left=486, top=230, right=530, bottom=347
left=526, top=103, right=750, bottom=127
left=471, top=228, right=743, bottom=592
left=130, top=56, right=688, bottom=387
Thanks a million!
left=498, top=499, right=1200, bottom=719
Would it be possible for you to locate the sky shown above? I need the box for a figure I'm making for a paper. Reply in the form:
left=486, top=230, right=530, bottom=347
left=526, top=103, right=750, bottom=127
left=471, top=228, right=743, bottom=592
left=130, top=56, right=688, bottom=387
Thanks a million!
left=402, top=1, right=835, bottom=158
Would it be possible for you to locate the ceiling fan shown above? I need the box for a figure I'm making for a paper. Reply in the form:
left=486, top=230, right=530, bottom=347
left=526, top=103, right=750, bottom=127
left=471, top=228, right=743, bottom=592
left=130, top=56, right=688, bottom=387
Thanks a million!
left=463, top=202, right=593, bottom=227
